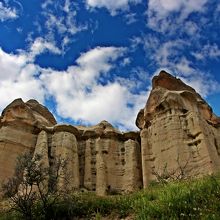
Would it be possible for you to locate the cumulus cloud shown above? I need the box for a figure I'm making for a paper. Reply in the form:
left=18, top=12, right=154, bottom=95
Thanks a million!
left=86, top=0, right=141, bottom=15
left=148, top=0, right=207, bottom=16
left=0, top=2, right=17, bottom=21
left=0, top=48, right=45, bottom=110
left=40, top=46, right=146, bottom=130
left=0, top=44, right=147, bottom=130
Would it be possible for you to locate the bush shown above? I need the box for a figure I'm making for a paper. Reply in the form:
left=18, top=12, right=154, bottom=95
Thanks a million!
left=1, top=153, right=68, bottom=220
left=2, top=164, right=220, bottom=220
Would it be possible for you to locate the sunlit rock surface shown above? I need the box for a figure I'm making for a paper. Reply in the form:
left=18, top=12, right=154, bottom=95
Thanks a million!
left=1, top=71, right=220, bottom=195
left=136, top=71, right=220, bottom=187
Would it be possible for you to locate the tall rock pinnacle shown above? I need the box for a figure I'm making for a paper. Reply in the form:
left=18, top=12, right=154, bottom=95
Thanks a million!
left=137, top=70, right=220, bottom=187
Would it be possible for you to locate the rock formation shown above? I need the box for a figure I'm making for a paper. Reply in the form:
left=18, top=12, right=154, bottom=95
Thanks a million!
left=0, top=71, right=220, bottom=195
left=0, top=99, right=56, bottom=189
left=0, top=100, right=142, bottom=195
left=136, top=71, right=220, bottom=187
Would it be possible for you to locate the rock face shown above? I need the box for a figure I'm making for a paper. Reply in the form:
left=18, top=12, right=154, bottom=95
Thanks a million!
left=0, top=71, right=220, bottom=195
left=136, top=71, right=220, bottom=187
left=0, top=99, right=56, bottom=188
left=48, top=122, right=142, bottom=195
left=0, top=101, right=142, bottom=195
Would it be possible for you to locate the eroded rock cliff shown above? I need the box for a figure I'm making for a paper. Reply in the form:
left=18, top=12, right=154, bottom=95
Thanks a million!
left=0, top=71, right=220, bottom=195
left=0, top=98, right=56, bottom=187
left=136, top=71, right=220, bottom=187
left=0, top=101, right=142, bottom=195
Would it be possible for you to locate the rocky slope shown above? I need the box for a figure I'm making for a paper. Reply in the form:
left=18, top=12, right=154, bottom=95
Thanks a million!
left=0, top=71, right=220, bottom=195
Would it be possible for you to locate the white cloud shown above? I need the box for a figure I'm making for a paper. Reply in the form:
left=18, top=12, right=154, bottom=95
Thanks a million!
left=121, top=57, right=131, bottom=66
left=41, top=0, right=53, bottom=9
left=179, top=74, right=220, bottom=98
left=175, top=57, right=195, bottom=76
left=147, top=0, right=208, bottom=33
left=42, top=1, right=87, bottom=49
left=192, top=44, right=220, bottom=61
left=0, top=40, right=218, bottom=130
left=184, top=21, right=199, bottom=36
left=0, top=33, right=63, bottom=111
left=150, top=0, right=207, bottom=15
left=141, top=36, right=220, bottom=98
left=40, top=46, right=146, bottom=130
left=29, top=37, right=61, bottom=59
left=0, top=48, right=45, bottom=110
left=64, top=0, right=71, bottom=13
left=0, top=2, right=17, bottom=21
left=75, top=46, right=126, bottom=83
left=45, top=13, right=80, bottom=36
left=144, top=39, right=186, bottom=67
left=86, top=0, right=141, bottom=15
left=0, top=49, right=27, bottom=80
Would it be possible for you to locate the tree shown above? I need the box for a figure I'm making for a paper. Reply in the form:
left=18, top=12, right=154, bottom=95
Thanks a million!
left=2, top=152, right=67, bottom=220
left=152, top=155, right=191, bottom=184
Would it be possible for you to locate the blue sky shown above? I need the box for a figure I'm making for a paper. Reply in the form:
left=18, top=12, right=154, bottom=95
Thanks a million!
left=0, top=0, right=219, bottom=130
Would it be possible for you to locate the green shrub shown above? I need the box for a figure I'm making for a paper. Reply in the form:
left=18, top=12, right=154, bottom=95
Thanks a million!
left=1, top=174, right=220, bottom=219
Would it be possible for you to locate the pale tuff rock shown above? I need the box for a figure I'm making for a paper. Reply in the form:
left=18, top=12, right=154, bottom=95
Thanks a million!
left=26, top=99, right=57, bottom=126
left=0, top=99, right=51, bottom=185
left=1, top=98, right=56, bottom=127
left=37, top=124, right=141, bottom=195
left=0, top=100, right=141, bottom=195
left=136, top=70, right=220, bottom=129
left=32, top=130, right=49, bottom=193
left=51, top=131, right=80, bottom=190
left=136, top=71, right=220, bottom=188
left=0, top=71, right=220, bottom=195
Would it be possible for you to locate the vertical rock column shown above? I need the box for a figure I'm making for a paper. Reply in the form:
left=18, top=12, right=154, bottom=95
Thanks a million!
left=52, top=132, right=80, bottom=191
left=34, top=130, right=49, bottom=163
left=96, top=138, right=107, bottom=196
left=185, top=113, right=220, bottom=175
left=141, top=128, right=154, bottom=188
left=32, top=130, right=49, bottom=192
left=123, top=139, right=142, bottom=192
left=84, top=139, right=92, bottom=190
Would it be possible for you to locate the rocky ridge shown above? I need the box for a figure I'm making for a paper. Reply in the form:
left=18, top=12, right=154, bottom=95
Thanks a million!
left=0, top=71, right=220, bottom=195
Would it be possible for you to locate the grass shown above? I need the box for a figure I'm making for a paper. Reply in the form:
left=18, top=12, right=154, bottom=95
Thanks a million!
left=1, top=174, right=220, bottom=219
left=133, top=175, right=220, bottom=219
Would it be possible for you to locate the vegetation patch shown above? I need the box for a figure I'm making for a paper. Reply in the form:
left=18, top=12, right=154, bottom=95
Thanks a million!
left=1, top=152, right=220, bottom=219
